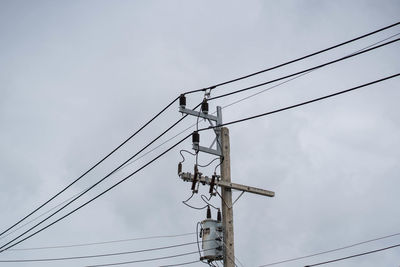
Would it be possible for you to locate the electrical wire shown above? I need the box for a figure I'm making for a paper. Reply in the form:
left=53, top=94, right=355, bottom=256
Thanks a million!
left=3, top=21, right=399, bottom=258
left=8, top=232, right=196, bottom=251
left=0, top=96, right=180, bottom=239
left=258, top=232, right=400, bottom=266
left=0, top=241, right=202, bottom=262
left=208, top=37, right=400, bottom=102
left=215, top=231, right=241, bottom=267
left=0, top=114, right=190, bottom=251
left=198, top=73, right=400, bottom=131
left=0, top=134, right=191, bottom=253
left=183, top=21, right=400, bottom=95
left=85, top=248, right=218, bottom=267
left=222, top=29, right=400, bottom=110
left=159, top=260, right=200, bottom=267
left=198, top=158, right=220, bottom=168
left=115, top=32, right=400, bottom=172
left=304, top=243, right=400, bottom=267
left=3, top=22, right=399, bottom=240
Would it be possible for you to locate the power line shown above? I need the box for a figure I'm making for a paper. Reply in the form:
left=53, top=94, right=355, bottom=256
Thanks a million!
left=0, top=112, right=190, bottom=251
left=115, top=32, right=400, bottom=170
left=184, top=21, right=400, bottom=95
left=208, top=37, right=400, bottom=101
left=159, top=259, right=199, bottom=266
left=222, top=32, right=400, bottom=110
left=8, top=232, right=196, bottom=251
left=0, top=241, right=202, bottom=262
left=198, top=73, right=400, bottom=131
left=5, top=34, right=398, bottom=245
left=0, top=134, right=191, bottom=253
left=85, top=248, right=217, bottom=267
left=0, top=96, right=179, bottom=239
left=3, top=22, right=399, bottom=241
left=304, top=243, right=400, bottom=267
left=258, top=232, right=400, bottom=266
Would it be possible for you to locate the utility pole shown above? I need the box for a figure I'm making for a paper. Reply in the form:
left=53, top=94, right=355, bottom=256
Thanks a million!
left=220, top=127, right=234, bottom=267
left=178, top=95, right=275, bottom=267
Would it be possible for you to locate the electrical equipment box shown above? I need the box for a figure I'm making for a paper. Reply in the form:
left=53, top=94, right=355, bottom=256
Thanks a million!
left=200, top=219, right=223, bottom=261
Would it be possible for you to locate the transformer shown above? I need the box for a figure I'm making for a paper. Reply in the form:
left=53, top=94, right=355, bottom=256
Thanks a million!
left=200, top=216, right=223, bottom=261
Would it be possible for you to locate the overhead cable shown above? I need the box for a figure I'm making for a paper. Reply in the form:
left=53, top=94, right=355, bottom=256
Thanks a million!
left=85, top=248, right=217, bottom=267
left=3, top=22, right=400, bottom=239
left=0, top=241, right=201, bottom=262
left=0, top=134, right=191, bottom=253
left=259, top=232, right=400, bottom=266
left=198, top=73, right=400, bottom=131
left=304, top=243, right=400, bottom=267
left=0, top=114, right=189, bottom=251
left=184, top=21, right=400, bottom=94
left=159, top=259, right=199, bottom=266
left=208, top=37, right=400, bottom=101
left=9, top=232, right=196, bottom=251
left=0, top=96, right=179, bottom=239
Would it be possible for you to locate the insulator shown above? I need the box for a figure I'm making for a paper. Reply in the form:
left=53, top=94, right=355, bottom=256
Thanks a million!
left=178, top=162, right=182, bottom=175
left=191, top=164, right=198, bottom=191
left=207, top=206, right=211, bottom=219
left=217, top=209, right=221, bottom=222
left=179, top=94, right=186, bottom=108
left=209, top=174, right=216, bottom=194
left=201, top=99, right=209, bottom=114
left=192, top=131, right=200, bottom=145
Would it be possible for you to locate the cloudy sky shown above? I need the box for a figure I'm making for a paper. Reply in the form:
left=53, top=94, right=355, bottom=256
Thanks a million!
left=0, top=1, right=399, bottom=267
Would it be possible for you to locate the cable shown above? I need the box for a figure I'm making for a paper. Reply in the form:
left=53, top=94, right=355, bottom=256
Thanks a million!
left=0, top=114, right=190, bottom=251
left=115, top=32, right=400, bottom=169
left=198, top=73, right=400, bottom=131
left=85, top=248, right=217, bottom=267
left=258, top=232, right=400, bottom=266
left=8, top=232, right=196, bottom=251
left=208, top=37, right=400, bottom=101
left=183, top=21, right=400, bottom=94
left=258, top=233, right=400, bottom=267
left=304, top=243, right=400, bottom=267
left=221, top=31, right=400, bottom=111
left=159, top=260, right=200, bottom=267
left=179, top=150, right=197, bottom=164
left=0, top=96, right=179, bottom=239
left=0, top=241, right=202, bottom=262
left=4, top=22, right=399, bottom=239
left=0, top=134, right=191, bottom=253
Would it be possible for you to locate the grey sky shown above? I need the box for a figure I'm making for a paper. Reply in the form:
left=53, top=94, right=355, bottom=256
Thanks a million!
left=0, top=1, right=400, bottom=267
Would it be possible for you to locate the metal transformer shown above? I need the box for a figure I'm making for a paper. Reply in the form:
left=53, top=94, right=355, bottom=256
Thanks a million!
left=200, top=218, right=223, bottom=261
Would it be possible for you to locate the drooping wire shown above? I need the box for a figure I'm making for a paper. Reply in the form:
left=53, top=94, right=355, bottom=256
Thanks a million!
left=107, top=32, right=400, bottom=174
left=183, top=21, right=400, bottom=95
left=4, top=23, right=399, bottom=241
left=182, top=193, right=208, bottom=210
left=208, top=37, right=400, bottom=102
left=8, top=232, right=196, bottom=251
left=0, top=115, right=190, bottom=251
left=258, top=231, right=400, bottom=266
left=0, top=96, right=180, bottom=239
left=198, top=73, right=400, bottom=132
left=0, top=241, right=202, bottom=262
left=158, top=260, right=200, bottom=267
left=304, top=242, right=400, bottom=267
left=222, top=31, right=400, bottom=110
left=0, top=134, right=191, bottom=253
left=84, top=248, right=218, bottom=267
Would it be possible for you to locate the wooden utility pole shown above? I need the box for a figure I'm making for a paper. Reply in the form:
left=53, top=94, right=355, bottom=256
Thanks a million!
left=178, top=99, right=275, bottom=267
left=220, top=127, right=235, bottom=267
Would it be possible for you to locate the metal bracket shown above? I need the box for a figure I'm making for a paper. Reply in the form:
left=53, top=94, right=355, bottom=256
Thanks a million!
left=180, top=106, right=223, bottom=156
left=180, top=172, right=275, bottom=198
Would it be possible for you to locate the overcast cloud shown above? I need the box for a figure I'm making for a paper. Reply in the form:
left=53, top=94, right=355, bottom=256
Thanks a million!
left=0, top=1, right=400, bottom=267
